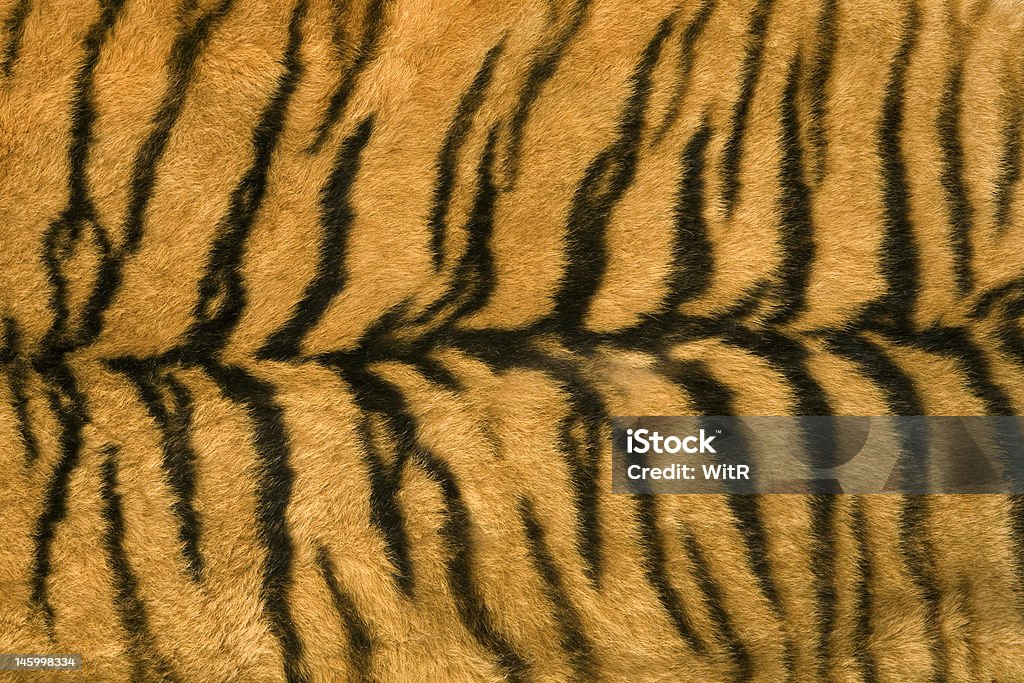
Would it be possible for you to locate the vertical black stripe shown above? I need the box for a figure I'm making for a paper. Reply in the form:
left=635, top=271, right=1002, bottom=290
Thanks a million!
left=900, top=496, right=949, bottom=682
left=665, top=122, right=714, bottom=312
left=315, top=543, right=374, bottom=683
left=184, top=0, right=307, bottom=359
left=865, top=0, right=920, bottom=332
left=75, top=0, right=236, bottom=348
left=682, top=531, right=753, bottom=681
left=634, top=495, right=707, bottom=655
left=652, top=0, right=716, bottom=144
left=519, top=497, right=597, bottom=682
left=105, top=359, right=204, bottom=581
left=937, top=59, right=974, bottom=295
left=805, top=0, right=837, bottom=183
left=258, top=115, right=375, bottom=360
left=995, top=87, right=1022, bottom=233
left=29, top=371, right=87, bottom=635
left=913, top=325, right=1014, bottom=415
left=823, top=333, right=924, bottom=415
left=551, top=16, right=675, bottom=334
left=502, top=0, right=591, bottom=187
left=308, top=0, right=386, bottom=155
left=100, top=446, right=178, bottom=683
left=770, top=54, right=815, bottom=324
left=0, top=0, right=30, bottom=77
left=200, top=360, right=308, bottom=683
left=720, top=0, right=775, bottom=216
left=850, top=498, right=879, bottom=683
left=427, top=38, right=506, bottom=271
left=809, top=495, right=837, bottom=681
left=1, top=317, right=41, bottom=464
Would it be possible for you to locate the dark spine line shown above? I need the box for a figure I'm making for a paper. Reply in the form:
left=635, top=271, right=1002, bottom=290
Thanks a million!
left=994, top=87, right=1022, bottom=233
left=660, top=357, right=794, bottom=675
left=770, top=54, right=815, bottom=325
left=719, top=0, right=775, bottom=216
left=867, top=0, right=920, bottom=332
left=502, top=0, right=591, bottom=188
left=99, top=446, right=179, bottom=682
left=850, top=499, right=879, bottom=683
left=899, top=496, right=949, bottom=682
left=38, top=0, right=127, bottom=360
left=30, top=372, right=87, bottom=635
left=652, top=0, right=716, bottom=143
left=357, top=371, right=530, bottom=681
left=634, top=496, right=706, bottom=655
left=681, top=531, right=753, bottom=681
left=805, top=0, right=837, bottom=183
left=1, top=317, right=41, bottom=463
left=518, top=497, right=597, bottom=682
left=427, top=38, right=506, bottom=272
left=308, top=0, right=386, bottom=155
left=258, top=116, right=375, bottom=360
left=76, top=0, right=235, bottom=348
left=184, top=0, right=307, bottom=359
left=936, top=59, right=974, bottom=295
left=551, top=16, right=674, bottom=334
left=106, top=359, right=204, bottom=581
left=200, top=361, right=308, bottom=683
left=664, top=122, right=713, bottom=312
left=315, top=543, right=374, bottom=683
left=0, top=0, right=30, bottom=77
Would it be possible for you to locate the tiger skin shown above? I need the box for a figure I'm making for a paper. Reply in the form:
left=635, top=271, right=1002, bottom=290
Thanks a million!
left=1, top=0, right=1023, bottom=680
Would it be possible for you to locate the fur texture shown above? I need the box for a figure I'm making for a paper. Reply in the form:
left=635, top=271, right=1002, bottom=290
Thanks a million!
left=1, top=0, right=1023, bottom=680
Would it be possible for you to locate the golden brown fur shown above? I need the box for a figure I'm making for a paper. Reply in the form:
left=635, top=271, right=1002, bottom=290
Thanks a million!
left=1, top=0, right=1023, bottom=680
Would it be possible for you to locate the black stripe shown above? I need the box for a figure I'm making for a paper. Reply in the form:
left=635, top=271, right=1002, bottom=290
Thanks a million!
left=664, top=122, right=714, bottom=312
left=864, top=0, right=920, bottom=332
left=183, top=0, right=307, bottom=359
left=258, top=116, right=375, bottom=360
left=199, top=361, right=308, bottom=683
left=551, top=16, right=675, bottom=334
left=809, top=495, right=837, bottom=681
left=994, top=87, right=1022, bottom=233
left=822, top=333, right=924, bottom=415
left=29, top=370, right=87, bottom=635
left=899, top=496, right=949, bottom=682
left=1, top=317, right=41, bottom=464
left=652, top=0, right=716, bottom=143
left=502, top=0, right=591, bottom=187
left=682, top=531, right=753, bottom=681
left=912, top=325, right=1014, bottom=415
left=769, top=54, right=815, bottom=324
left=38, top=0, right=127, bottom=362
left=805, top=0, right=837, bottom=183
left=1011, top=495, right=1024, bottom=610
left=315, top=543, right=374, bottom=683
left=334, top=373, right=416, bottom=596
left=308, top=0, right=386, bottom=154
left=100, top=446, right=178, bottom=683
left=75, top=0, right=236, bottom=348
left=427, top=38, right=506, bottom=271
left=720, top=0, right=775, bottom=216
left=937, top=59, right=974, bottom=295
left=0, top=0, right=30, bottom=77
left=634, top=496, right=706, bottom=655
left=661, top=357, right=731, bottom=415
left=519, top=497, right=597, bottom=682
left=850, top=498, right=879, bottom=683
left=106, top=359, right=204, bottom=581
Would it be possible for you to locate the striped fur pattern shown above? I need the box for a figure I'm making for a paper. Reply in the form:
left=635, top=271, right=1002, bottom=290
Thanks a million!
left=1, top=0, right=1024, bottom=680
